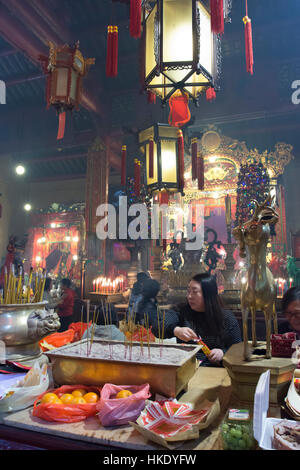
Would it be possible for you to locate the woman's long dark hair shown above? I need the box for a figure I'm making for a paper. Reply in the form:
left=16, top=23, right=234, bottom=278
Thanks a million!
left=183, top=272, right=225, bottom=344
left=282, top=286, right=300, bottom=313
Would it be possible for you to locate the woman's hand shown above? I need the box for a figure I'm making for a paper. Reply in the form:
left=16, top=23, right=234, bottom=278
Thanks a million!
left=173, top=326, right=198, bottom=342
left=207, top=348, right=224, bottom=364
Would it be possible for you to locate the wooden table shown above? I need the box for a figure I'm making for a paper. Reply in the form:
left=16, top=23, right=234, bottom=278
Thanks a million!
left=0, top=368, right=231, bottom=451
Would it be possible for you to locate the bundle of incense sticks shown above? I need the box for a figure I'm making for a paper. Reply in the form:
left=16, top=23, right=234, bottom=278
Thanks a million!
left=1, top=265, right=47, bottom=305
left=157, top=306, right=166, bottom=358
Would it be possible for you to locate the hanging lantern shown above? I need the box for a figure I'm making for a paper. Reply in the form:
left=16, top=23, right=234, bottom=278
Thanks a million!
left=39, top=41, right=95, bottom=140
left=143, top=0, right=221, bottom=107
left=106, top=25, right=119, bottom=77
left=139, top=123, right=182, bottom=195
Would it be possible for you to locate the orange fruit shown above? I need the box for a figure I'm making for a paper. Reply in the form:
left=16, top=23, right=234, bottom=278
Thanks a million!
left=60, top=393, right=74, bottom=405
left=71, top=396, right=87, bottom=405
left=83, top=392, right=99, bottom=403
left=116, top=390, right=133, bottom=399
left=41, top=392, right=59, bottom=404
left=71, top=389, right=86, bottom=397
left=54, top=397, right=63, bottom=404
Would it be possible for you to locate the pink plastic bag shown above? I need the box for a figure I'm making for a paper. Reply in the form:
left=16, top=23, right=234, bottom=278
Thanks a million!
left=96, top=383, right=151, bottom=427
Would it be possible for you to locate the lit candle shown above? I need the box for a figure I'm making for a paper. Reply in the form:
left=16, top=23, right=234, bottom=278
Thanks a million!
left=93, top=279, right=96, bottom=292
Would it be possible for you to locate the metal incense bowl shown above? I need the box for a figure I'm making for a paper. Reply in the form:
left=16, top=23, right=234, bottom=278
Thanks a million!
left=45, top=339, right=201, bottom=398
left=0, top=302, right=60, bottom=362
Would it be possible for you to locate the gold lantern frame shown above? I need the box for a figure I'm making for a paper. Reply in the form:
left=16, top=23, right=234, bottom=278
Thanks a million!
left=139, top=122, right=181, bottom=194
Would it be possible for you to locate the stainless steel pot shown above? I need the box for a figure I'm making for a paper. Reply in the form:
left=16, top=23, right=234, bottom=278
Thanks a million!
left=0, top=302, right=60, bottom=361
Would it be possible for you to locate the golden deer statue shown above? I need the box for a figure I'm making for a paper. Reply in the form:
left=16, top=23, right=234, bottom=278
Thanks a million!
left=233, top=194, right=279, bottom=360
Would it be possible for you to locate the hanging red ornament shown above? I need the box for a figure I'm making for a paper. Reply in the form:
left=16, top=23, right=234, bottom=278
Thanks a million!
left=147, top=90, right=156, bottom=104
left=206, top=87, right=216, bottom=101
left=168, top=91, right=191, bottom=128
left=106, top=25, right=118, bottom=77
left=137, top=160, right=141, bottom=197
left=177, top=129, right=185, bottom=192
left=39, top=41, right=95, bottom=141
left=130, top=0, right=142, bottom=39
left=121, top=145, right=127, bottom=185
left=243, top=1, right=254, bottom=75
left=191, top=138, right=198, bottom=180
left=210, top=0, right=224, bottom=34
left=57, top=111, right=66, bottom=140
left=197, top=152, right=205, bottom=190
left=149, top=137, right=154, bottom=178
left=159, top=190, right=169, bottom=205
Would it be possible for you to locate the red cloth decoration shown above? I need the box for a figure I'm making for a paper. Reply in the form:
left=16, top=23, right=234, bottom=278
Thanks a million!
left=149, top=138, right=154, bottom=178
left=206, top=87, right=216, bottom=101
left=177, top=129, right=185, bottom=192
left=210, top=0, right=224, bottom=34
left=197, top=153, right=204, bottom=190
left=130, top=0, right=142, bottom=39
left=106, top=26, right=118, bottom=77
left=191, top=138, right=198, bottom=180
left=121, top=145, right=126, bottom=185
left=168, top=92, right=191, bottom=128
left=159, top=191, right=169, bottom=205
left=147, top=91, right=156, bottom=104
left=57, top=111, right=66, bottom=140
left=243, top=1, right=254, bottom=75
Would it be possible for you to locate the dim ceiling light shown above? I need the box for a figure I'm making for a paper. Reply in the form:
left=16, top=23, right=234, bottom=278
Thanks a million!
left=16, top=165, right=25, bottom=175
left=24, top=203, right=32, bottom=211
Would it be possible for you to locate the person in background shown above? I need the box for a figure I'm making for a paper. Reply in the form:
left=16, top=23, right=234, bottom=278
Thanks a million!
left=128, top=271, right=151, bottom=311
left=82, top=305, right=125, bottom=341
left=57, top=278, right=76, bottom=332
left=279, top=286, right=300, bottom=339
left=162, top=273, right=242, bottom=367
left=134, top=278, right=160, bottom=336
left=43, top=277, right=60, bottom=310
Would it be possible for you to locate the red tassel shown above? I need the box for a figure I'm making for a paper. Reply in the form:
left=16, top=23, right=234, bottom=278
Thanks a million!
left=206, top=87, right=216, bottom=101
left=57, top=111, right=66, bottom=140
left=134, top=159, right=141, bottom=197
left=210, top=0, right=224, bottom=34
left=197, top=152, right=204, bottom=190
left=243, top=15, right=254, bottom=74
left=147, top=91, right=156, bottom=104
left=106, top=26, right=113, bottom=77
left=112, top=26, right=118, bottom=77
left=177, top=129, right=185, bottom=192
left=191, top=138, right=198, bottom=180
left=121, top=145, right=126, bottom=186
left=137, top=160, right=141, bottom=197
left=106, top=26, right=118, bottom=77
left=130, top=0, right=142, bottom=39
left=149, top=138, right=154, bottom=179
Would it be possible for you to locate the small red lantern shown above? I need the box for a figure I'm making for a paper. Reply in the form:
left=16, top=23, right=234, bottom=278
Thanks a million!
left=39, top=41, right=95, bottom=140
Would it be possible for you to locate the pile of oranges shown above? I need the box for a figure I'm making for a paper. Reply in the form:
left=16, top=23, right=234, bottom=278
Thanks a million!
left=40, top=388, right=100, bottom=405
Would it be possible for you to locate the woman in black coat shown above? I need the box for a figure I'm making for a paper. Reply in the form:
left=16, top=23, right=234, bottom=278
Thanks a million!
left=163, top=273, right=242, bottom=366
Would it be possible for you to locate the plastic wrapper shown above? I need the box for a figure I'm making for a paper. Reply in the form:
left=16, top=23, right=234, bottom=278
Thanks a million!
left=39, top=329, right=75, bottom=352
left=0, top=362, right=49, bottom=412
left=33, top=384, right=102, bottom=423
left=96, top=383, right=151, bottom=427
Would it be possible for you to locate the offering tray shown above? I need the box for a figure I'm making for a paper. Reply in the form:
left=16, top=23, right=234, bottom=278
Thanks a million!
left=45, top=339, right=201, bottom=398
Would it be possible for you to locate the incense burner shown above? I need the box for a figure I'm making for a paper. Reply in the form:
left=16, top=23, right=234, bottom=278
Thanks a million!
left=46, top=339, right=201, bottom=398
left=0, top=302, right=60, bottom=362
